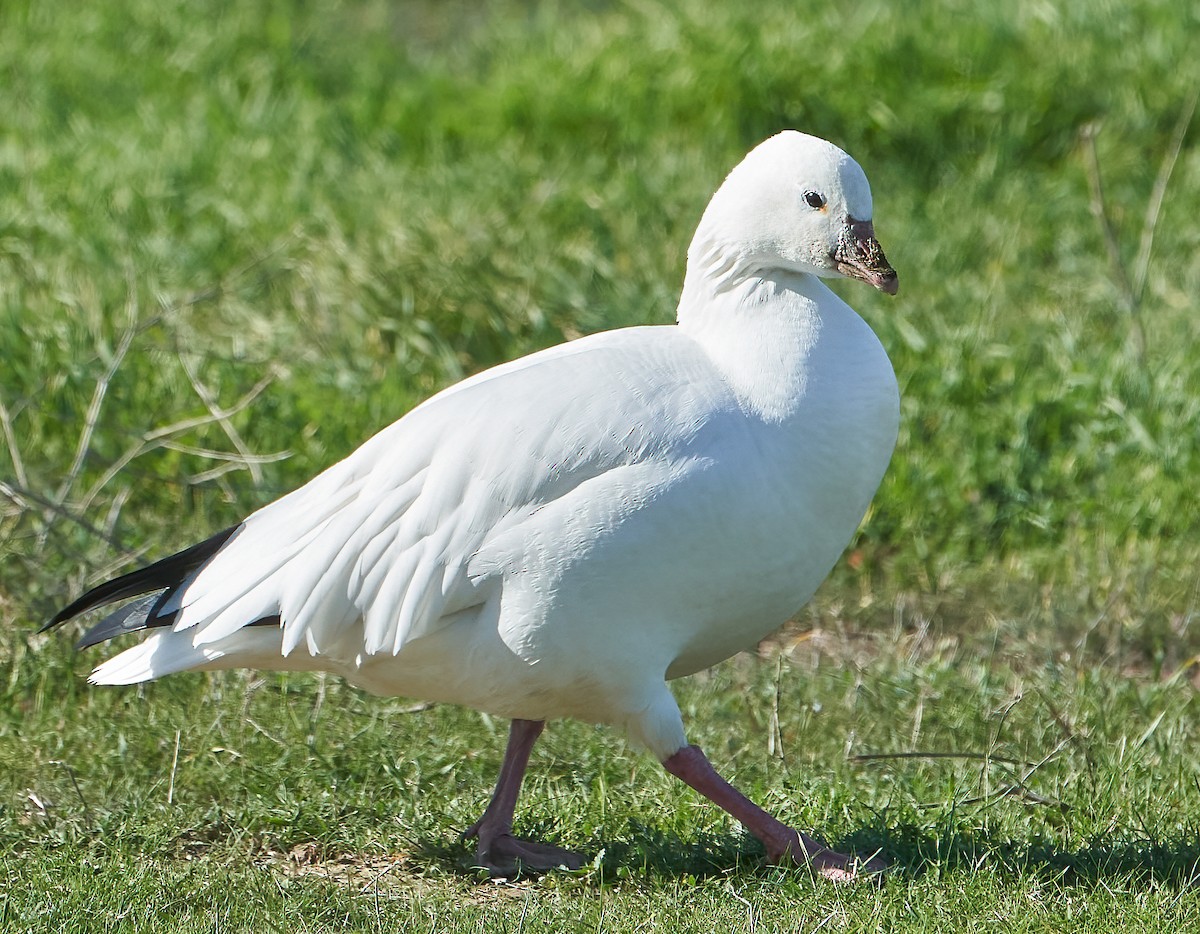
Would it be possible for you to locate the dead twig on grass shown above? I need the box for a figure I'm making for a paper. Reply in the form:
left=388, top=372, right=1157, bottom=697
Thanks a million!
left=0, top=480, right=135, bottom=558
left=51, top=290, right=140, bottom=516
left=76, top=368, right=283, bottom=514
left=48, top=759, right=95, bottom=832
left=4, top=253, right=293, bottom=604
left=1080, top=87, right=1198, bottom=362
left=0, top=393, right=29, bottom=488
left=850, top=750, right=1032, bottom=768
left=852, top=692, right=1074, bottom=812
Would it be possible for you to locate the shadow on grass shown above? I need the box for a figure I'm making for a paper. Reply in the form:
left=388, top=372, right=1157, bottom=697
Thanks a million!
left=414, top=818, right=1200, bottom=889
left=848, top=821, right=1200, bottom=888
left=412, top=819, right=764, bottom=882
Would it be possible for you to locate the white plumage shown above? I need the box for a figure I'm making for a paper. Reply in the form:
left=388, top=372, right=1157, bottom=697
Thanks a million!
left=52, top=130, right=901, bottom=880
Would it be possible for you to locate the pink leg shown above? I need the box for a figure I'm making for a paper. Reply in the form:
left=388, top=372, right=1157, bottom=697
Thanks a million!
left=662, top=745, right=884, bottom=882
left=462, top=719, right=584, bottom=874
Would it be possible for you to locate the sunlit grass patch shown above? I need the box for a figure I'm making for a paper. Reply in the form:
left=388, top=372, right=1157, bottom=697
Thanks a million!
left=2, top=0, right=1199, bottom=929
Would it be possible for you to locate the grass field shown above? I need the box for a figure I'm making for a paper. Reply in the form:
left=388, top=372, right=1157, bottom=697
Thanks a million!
left=2, top=0, right=1199, bottom=930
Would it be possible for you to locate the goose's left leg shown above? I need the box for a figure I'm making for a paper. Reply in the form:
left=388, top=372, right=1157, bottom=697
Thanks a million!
left=662, top=744, right=885, bottom=882
left=462, top=718, right=585, bottom=874
left=637, top=685, right=882, bottom=882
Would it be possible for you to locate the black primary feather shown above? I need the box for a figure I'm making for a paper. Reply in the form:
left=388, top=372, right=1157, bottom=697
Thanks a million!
left=44, top=525, right=242, bottom=646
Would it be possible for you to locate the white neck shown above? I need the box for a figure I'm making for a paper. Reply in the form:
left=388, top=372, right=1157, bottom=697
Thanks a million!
left=677, top=239, right=845, bottom=423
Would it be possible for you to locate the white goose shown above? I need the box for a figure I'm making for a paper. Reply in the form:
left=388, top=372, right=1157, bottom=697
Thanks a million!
left=49, top=131, right=900, bottom=881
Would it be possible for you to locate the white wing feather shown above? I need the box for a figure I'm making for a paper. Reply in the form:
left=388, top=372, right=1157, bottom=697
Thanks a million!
left=158, top=326, right=727, bottom=660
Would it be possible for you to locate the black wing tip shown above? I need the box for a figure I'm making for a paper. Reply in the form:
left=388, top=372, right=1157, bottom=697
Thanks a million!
left=43, top=524, right=242, bottom=641
left=43, top=599, right=91, bottom=632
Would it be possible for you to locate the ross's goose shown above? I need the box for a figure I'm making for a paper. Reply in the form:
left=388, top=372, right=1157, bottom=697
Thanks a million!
left=48, top=131, right=900, bottom=881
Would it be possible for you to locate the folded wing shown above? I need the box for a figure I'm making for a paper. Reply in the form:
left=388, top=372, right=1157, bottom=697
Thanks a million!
left=50, top=327, right=729, bottom=677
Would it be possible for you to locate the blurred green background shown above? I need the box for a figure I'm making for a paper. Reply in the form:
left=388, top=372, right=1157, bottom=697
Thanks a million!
left=2, top=0, right=1199, bottom=928
left=3, top=0, right=1197, bottom=645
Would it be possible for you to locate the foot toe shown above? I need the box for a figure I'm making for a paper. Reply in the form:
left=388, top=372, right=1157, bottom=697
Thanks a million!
left=475, top=833, right=585, bottom=875
left=777, top=831, right=886, bottom=883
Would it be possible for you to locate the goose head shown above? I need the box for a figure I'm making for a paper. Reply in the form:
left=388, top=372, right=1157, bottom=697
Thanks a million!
left=687, top=131, right=898, bottom=295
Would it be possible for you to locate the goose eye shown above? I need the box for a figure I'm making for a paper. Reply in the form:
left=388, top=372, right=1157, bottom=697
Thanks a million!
left=803, top=190, right=826, bottom=209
